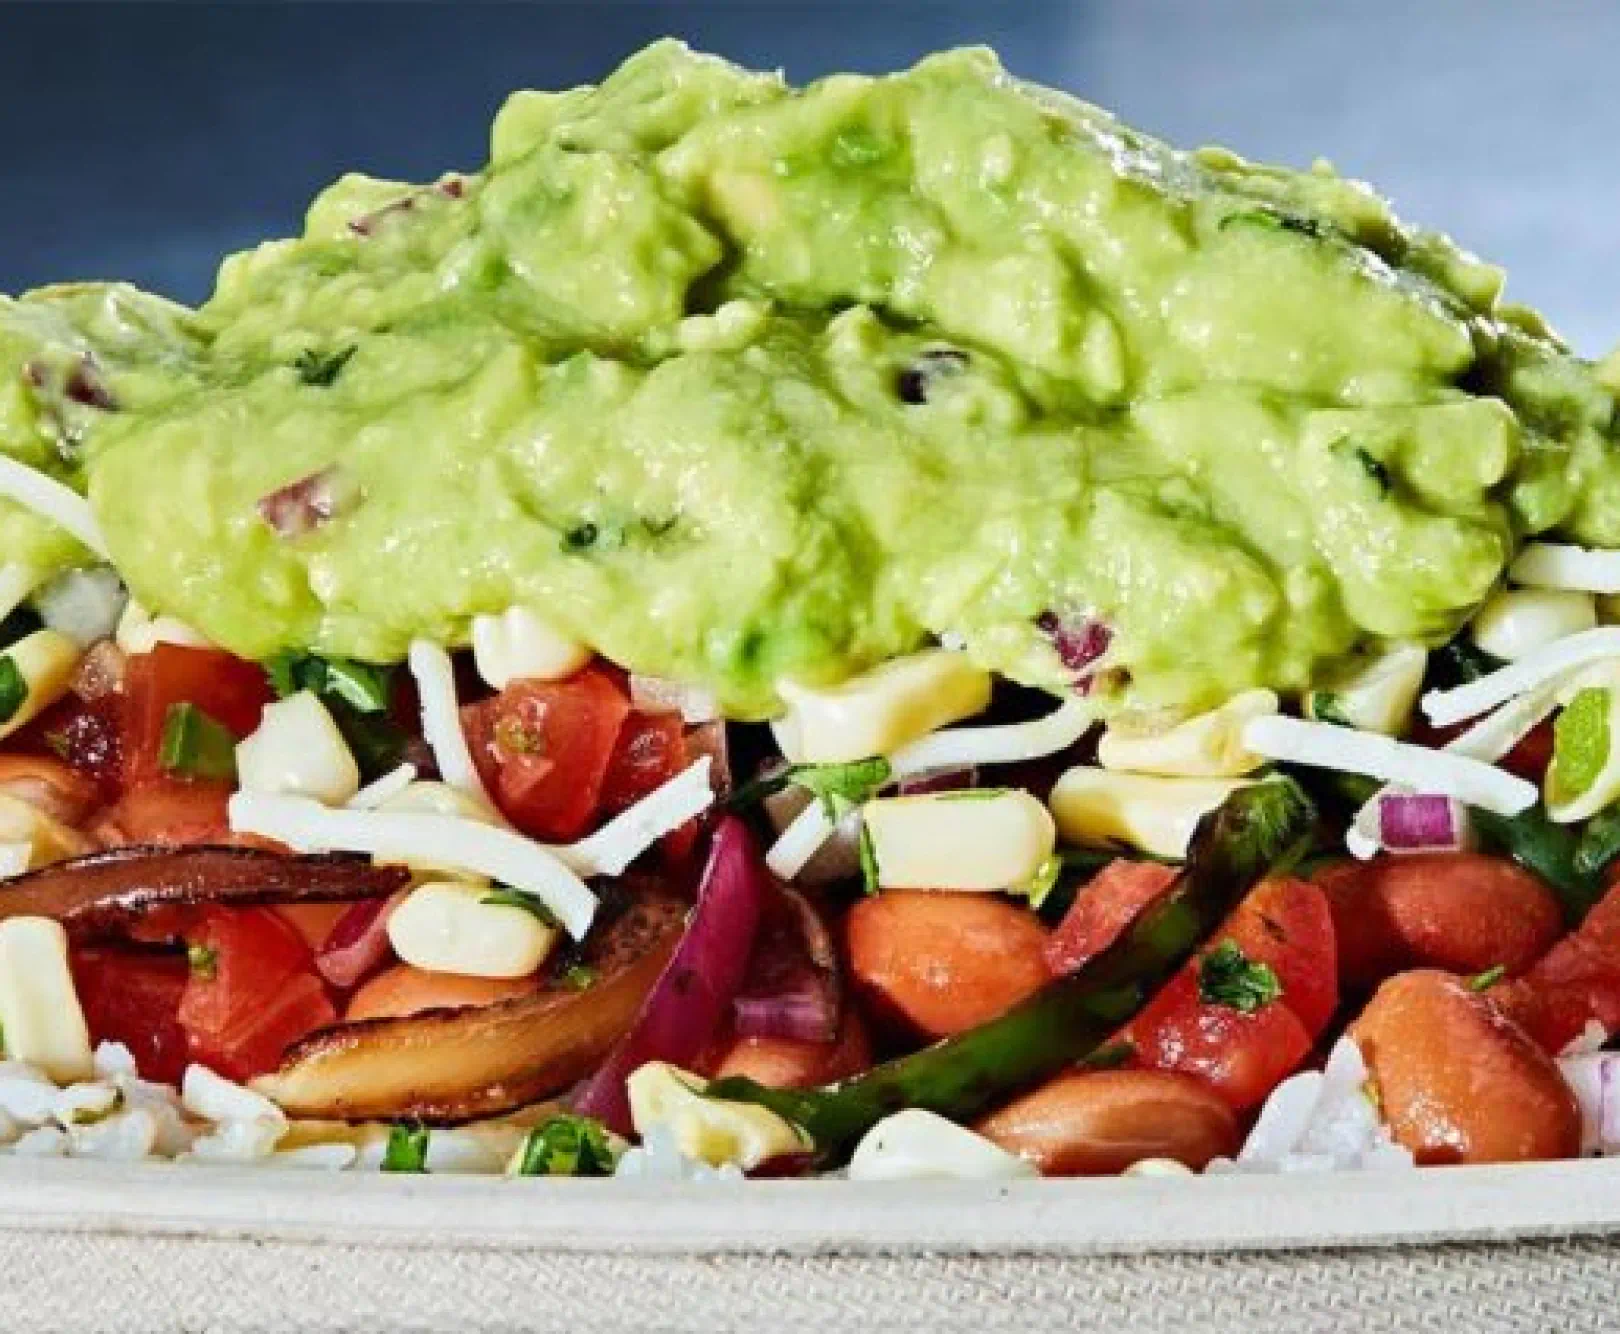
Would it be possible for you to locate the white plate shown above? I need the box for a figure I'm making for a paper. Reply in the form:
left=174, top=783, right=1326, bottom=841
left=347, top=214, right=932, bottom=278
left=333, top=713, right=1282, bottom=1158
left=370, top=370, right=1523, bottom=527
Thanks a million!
left=4, top=1155, right=1620, bottom=1255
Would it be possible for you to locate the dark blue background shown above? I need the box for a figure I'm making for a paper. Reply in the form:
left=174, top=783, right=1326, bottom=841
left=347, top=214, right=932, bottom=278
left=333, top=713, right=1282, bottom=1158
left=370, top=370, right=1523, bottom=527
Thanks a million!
left=5, top=1, right=1617, bottom=352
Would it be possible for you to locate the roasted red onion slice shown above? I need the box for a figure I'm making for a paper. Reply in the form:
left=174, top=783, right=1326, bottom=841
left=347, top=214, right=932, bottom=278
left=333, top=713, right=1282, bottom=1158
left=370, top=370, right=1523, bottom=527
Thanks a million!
left=0, top=846, right=410, bottom=938
left=733, top=887, right=840, bottom=1044
left=572, top=816, right=767, bottom=1134
left=315, top=888, right=409, bottom=989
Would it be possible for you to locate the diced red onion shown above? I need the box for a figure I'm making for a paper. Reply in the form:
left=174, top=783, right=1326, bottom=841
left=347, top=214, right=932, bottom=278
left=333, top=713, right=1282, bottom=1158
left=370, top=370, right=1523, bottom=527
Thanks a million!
left=1376, top=792, right=1469, bottom=853
left=572, top=815, right=767, bottom=1135
left=1036, top=611, right=1113, bottom=684
left=256, top=466, right=354, bottom=539
left=64, top=358, right=116, bottom=411
left=315, top=889, right=408, bottom=989
left=732, top=887, right=840, bottom=1044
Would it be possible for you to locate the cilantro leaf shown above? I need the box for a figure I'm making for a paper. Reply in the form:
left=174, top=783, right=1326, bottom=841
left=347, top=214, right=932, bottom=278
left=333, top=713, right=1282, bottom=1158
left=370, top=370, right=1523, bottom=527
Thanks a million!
left=858, top=818, right=881, bottom=895
left=294, top=344, right=357, bottom=387
left=516, top=1114, right=616, bottom=1177
left=381, top=1120, right=431, bottom=1173
left=1196, top=940, right=1282, bottom=1012
left=158, top=703, right=237, bottom=782
left=0, top=657, right=25, bottom=726
left=482, top=888, right=560, bottom=927
left=792, top=756, right=891, bottom=818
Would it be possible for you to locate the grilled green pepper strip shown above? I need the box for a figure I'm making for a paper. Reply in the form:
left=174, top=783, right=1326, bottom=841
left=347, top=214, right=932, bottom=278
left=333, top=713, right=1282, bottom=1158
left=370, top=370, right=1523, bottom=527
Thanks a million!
left=1474, top=804, right=1606, bottom=926
left=706, top=778, right=1316, bottom=1164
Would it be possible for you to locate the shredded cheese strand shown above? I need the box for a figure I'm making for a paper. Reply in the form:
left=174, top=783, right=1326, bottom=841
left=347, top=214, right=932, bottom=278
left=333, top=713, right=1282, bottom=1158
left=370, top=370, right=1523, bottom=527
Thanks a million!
left=888, top=697, right=1094, bottom=779
left=562, top=757, right=714, bottom=877
left=1421, top=627, right=1620, bottom=727
left=346, top=763, right=419, bottom=810
left=1242, top=714, right=1536, bottom=817
left=406, top=639, right=492, bottom=805
left=0, top=456, right=109, bottom=559
left=765, top=800, right=836, bottom=880
left=228, top=791, right=597, bottom=938
left=1509, top=542, right=1620, bottom=595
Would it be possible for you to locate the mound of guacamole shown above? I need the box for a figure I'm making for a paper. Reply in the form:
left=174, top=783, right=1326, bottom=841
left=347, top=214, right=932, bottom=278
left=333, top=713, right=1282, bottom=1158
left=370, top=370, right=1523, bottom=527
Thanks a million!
left=2, top=42, right=1617, bottom=717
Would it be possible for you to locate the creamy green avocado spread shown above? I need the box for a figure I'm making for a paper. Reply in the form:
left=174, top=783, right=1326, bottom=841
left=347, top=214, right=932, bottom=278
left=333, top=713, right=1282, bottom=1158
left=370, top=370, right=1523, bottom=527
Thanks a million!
left=2, top=42, right=1618, bottom=718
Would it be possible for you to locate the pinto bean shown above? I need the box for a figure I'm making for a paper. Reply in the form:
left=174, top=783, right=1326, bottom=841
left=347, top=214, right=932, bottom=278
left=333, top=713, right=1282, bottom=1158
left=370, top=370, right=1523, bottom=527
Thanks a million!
left=1315, top=853, right=1561, bottom=991
left=974, top=1069, right=1240, bottom=1176
left=708, top=1010, right=873, bottom=1088
left=1350, top=969, right=1579, bottom=1165
left=344, top=963, right=541, bottom=1022
left=844, top=890, right=1050, bottom=1041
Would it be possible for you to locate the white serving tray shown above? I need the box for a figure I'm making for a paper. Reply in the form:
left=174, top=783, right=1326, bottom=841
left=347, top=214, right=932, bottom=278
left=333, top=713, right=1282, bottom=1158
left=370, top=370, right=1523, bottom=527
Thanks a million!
left=4, top=1155, right=1620, bottom=1255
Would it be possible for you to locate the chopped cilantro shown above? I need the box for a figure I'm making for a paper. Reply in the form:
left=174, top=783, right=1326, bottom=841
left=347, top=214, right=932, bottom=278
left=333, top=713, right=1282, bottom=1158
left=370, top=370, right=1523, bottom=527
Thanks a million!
left=1575, top=804, right=1620, bottom=877
left=1196, top=940, right=1282, bottom=1012
left=294, top=344, right=357, bottom=387
left=483, top=888, right=560, bottom=927
left=515, top=1114, right=616, bottom=1177
left=265, top=651, right=392, bottom=713
left=158, top=703, right=237, bottom=782
left=562, top=522, right=599, bottom=552
left=793, top=756, right=892, bottom=818
left=559, top=963, right=599, bottom=991
left=1467, top=964, right=1506, bottom=992
left=1308, top=690, right=1353, bottom=727
left=381, top=1120, right=431, bottom=1173
left=858, top=819, right=881, bottom=895
left=1353, top=448, right=1392, bottom=497
left=1024, top=853, right=1063, bottom=911
left=0, top=656, right=25, bottom=726
left=186, top=943, right=218, bottom=981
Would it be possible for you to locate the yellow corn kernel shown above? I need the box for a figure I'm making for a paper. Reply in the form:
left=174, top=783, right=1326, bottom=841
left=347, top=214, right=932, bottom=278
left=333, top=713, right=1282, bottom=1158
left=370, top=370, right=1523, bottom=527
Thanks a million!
left=235, top=691, right=360, bottom=806
left=0, top=792, right=92, bottom=869
left=470, top=606, right=591, bottom=690
left=386, top=881, right=556, bottom=979
left=0, top=629, right=80, bottom=742
left=1098, top=689, right=1277, bottom=777
left=0, top=916, right=93, bottom=1082
left=1303, top=643, right=1428, bottom=737
left=862, top=789, right=1055, bottom=892
left=1049, top=768, right=1248, bottom=860
left=772, top=650, right=991, bottom=765
left=626, top=1061, right=807, bottom=1170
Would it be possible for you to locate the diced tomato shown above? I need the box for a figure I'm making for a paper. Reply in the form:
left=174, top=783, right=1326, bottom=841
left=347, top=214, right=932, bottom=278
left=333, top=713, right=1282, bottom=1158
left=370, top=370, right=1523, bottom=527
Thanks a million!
left=1217, top=876, right=1339, bottom=1037
left=70, top=948, right=190, bottom=1085
left=178, top=907, right=337, bottom=1081
left=601, top=709, right=702, bottom=859
left=276, top=903, right=352, bottom=952
left=1496, top=879, right=1620, bottom=1053
left=124, top=645, right=271, bottom=783
left=14, top=693, right=125, bottom=799
left=1116, top=876, right=1338, bottom=1110
left=1123, top=970, right=1316, bottom=1110
left=600, top=711, right=686, bottom=813
left=102, top=778, right=234, bottom=847
left=460, top=666, right=631, bottom=841
left=1045, top=861, right=1178, bottom=975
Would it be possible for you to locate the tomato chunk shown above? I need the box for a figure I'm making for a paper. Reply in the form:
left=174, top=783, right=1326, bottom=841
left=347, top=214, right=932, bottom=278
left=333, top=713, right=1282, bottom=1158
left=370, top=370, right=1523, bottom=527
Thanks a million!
left=1116, top=876, right=1337, bottom=1110
left=600, top=711, right=686, bottom=813
left=461, top=666, right=631, bottom=840
left=124, top=645, right=271, bottom=783
left=178, top=907, right=336, bottom=1081
left=1497, top=879, right=1620, bottom=1053
left=102, top=778, right=234, bottom=847
left=1045, top=861, right=1178, bottom=975
left=71, top=948, right=190, bottom=1085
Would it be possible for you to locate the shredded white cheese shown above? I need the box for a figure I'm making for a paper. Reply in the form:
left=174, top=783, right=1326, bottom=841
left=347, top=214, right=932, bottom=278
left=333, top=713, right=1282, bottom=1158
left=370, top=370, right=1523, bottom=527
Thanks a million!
left=406, top=639, right=491, bottom=804
left=1421, top=627, right=1620, bottom=727
left=888, top=697, right=1094, bottom=779
left=561, top=756, right=714, bottom=877
left=346, top=763, right=419, bottom=811
left=1509, top=542, right=1620, bottom=595
left=0, top=456, right=109, bottom=559
left=1242, top=714, right=1536, bottom=817
left=765, top=800, right=837, bottom=881
left=227, top=790, right=598, bottom=938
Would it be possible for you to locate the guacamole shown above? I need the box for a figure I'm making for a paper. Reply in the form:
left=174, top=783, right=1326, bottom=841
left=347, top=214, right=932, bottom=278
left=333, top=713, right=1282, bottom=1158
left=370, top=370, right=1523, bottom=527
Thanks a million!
left=1, top=42, right=1617, bottom=718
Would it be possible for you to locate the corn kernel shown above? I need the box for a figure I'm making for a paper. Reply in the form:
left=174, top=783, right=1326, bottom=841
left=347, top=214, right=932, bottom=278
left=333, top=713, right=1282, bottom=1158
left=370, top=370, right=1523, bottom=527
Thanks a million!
left=471, top=606, right=590, bottom=690
left=1098, top=689, right=1276, bottom=777
left=626, top=1061, right=806, bottom=1170
left=0, top=629, right=80, bottom=742
left=386, top=881, right=556, bottom=979
left=236, top=691, right=360, bottom=806
left=1049, top=768, right=1248, bottom=859
left=862, top=789, right=1055, bottom=891
left=0, top=917, right=93, bottom=1082
left=772, top=649, right=992, bottom=765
